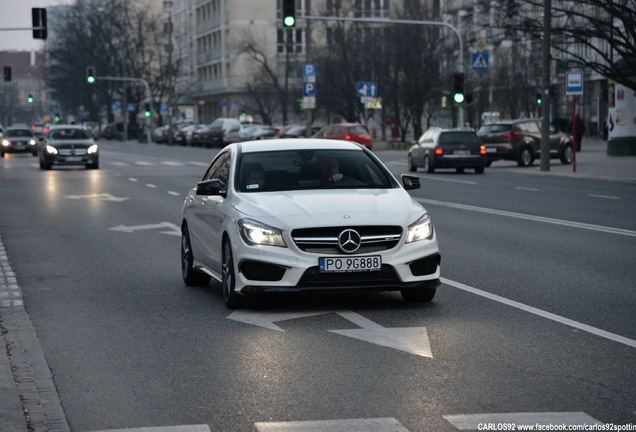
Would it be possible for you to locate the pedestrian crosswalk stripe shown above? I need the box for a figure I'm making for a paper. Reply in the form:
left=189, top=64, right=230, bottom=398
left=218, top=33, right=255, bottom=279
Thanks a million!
left=255, top=417, right=409, bottom=432
left=89, top=425, right=211, bottom=432
left=443, top=412, right=602, bottom=429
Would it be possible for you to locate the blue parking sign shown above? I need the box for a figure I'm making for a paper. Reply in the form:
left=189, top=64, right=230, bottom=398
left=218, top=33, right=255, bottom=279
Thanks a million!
left=303, top=82, right=316, bottom=97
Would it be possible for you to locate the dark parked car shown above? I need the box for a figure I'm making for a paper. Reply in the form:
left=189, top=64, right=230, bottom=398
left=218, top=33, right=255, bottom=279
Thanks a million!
left=100, top=122, right=140, bottom=140
left=279, top=125, right=322, bottom=138
left=204, top=118, right=242, bottom=147
left=39, top=125, right=99, bottom=170
left=408, top=128, right=486, bottom=174
left=1, top=126, right=38, bottom=157
left=237, top=125, right=279, bottom=141
left=477, top=119, right=574, bottom=167
left=313, top=123, right=373, bottom=149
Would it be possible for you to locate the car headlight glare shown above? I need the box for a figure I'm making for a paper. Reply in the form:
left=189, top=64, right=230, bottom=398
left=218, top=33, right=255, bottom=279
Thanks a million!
left=87, top=144, right=98, bottom=154
left=238, top=219, right=286, bottom=247
left=1, top=140, right=9, bottom=147
left=29, top=139, right=37, bottom=146
left=405, top=213, right=434, bottom=243
left=45, top=145, right=58, bottom=154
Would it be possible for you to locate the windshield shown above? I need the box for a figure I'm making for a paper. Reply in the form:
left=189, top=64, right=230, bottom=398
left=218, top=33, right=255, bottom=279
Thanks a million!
left=237, top=149, right=395, bottom=192
left=50, top=129, right=91, bottom=140
left=6, top=129, right=34, bottom=137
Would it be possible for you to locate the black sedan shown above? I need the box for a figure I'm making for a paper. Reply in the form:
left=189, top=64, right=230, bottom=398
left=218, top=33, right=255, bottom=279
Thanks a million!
left=1, top=127, right=38, bottom=157
left=408, top=128, right=486, bottom=174
left=39, top=125, right=99, bottom=170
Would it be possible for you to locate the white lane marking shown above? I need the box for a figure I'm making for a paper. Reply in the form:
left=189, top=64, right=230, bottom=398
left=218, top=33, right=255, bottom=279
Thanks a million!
left=228, top=309, right=433, bottom=357
left=417, top=198, right=636, bottom=237
left=110, top=222, right=181, bottom=236
left=161, top=161, right=185, bottom=166
left=515, top=186, right=539, bottom=191
left=89, top=425, right=211, bottom=432
left=189, top=161, right=209, bottom=166
left=146, top=183, right=157, bottom=188
left=134, top=161, right=154, bottom=166
left=128, top=177, right=138, bottom=182
left=167, top=191, right=181, bottom=196
left=443, top=277, right=636, bottom=349
left=255, top=417, right=409, bottom=432
left=443, top=412, right=602, bottom=430
left=109, top=161, right=128, bottom=166
left=588, top=193, right=620, bottom=200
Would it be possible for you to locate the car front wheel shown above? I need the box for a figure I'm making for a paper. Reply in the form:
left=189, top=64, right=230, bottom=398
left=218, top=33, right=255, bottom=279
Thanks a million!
left=560, top=145, right=574, bottom=164
left=407, top=155, right=417, bottom=172
left=222, top=239, right=246, bottom=309
left=181, top=225, right=211, bottom=286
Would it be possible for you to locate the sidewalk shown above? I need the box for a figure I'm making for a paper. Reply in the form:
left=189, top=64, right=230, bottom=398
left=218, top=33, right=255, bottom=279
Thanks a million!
left=375, top=136, right=636, bottom=183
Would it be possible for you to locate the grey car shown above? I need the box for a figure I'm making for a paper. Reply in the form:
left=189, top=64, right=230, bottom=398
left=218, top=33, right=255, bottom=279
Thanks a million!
left=39, top=125, right=99, bottom=170
left=408, top=128, right=486, bottom=174
left=1, top=127, right=38, bottom=157
left=477, top=119, right=574, bottom=167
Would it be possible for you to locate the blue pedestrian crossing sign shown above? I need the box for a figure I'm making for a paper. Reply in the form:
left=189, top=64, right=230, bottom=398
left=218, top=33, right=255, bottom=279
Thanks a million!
left=471, top=53, right=489, bottom=70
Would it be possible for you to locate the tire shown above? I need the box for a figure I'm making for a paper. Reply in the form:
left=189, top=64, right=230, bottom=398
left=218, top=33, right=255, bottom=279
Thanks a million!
left=485, top=160, right=493, bottom=167
left=475, top=166, right=485, bottom=174
left=181, top=225, right=211, bottom=286
left=517, top=147, right=534, bottom=167
left=222, top=239, right=246, bottom=309
left=424, top=155, right=434, bottom=173
left=407, top=155, right=417, bottom=172
left=0, top=152, right=4, bottom=158
left=401, top=287, right=436, bottom=302
left=560, top=145, right=574, bottom=165
left=456, top=167, right=465, bottom=174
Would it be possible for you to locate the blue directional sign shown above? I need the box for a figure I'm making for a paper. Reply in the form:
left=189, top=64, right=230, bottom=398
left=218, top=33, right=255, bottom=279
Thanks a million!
left=357, top=82, right=378, bottom=98
left=303, top=82, right=316, bottom=98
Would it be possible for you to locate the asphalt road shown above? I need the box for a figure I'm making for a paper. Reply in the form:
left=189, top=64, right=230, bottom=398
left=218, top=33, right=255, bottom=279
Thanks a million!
left=0, top=140, right=634, bottom=432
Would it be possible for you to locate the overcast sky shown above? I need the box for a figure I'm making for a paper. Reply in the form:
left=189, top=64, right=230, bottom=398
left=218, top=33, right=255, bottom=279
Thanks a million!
left=0, top=0, right=73, bottom=51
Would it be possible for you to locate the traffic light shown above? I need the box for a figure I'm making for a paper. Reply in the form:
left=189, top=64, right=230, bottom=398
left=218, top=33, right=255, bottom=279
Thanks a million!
left=535, top=89, right=543, bottom=105
left=144, top=103, right=151, bottom=117
left=31, top=8, right=47, bottom=40
left=86, top=66, right=96, bottom=84
left=282, top=0, right=296, bottom=27
left=3, top=66, right=11, bottom=82
left=27, top=94, right=34, bottom=103
left=453, top=73, right=465, bottom=104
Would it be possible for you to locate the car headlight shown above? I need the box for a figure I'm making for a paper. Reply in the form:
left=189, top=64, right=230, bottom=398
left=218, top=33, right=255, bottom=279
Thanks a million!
left=238, top=218, right=287, bottom=247
left=87, top=144, right=98, bottom=154
left=45, top=145, right=58, bottom=154
left=29, top=139, right=37, bottom=146
left=1, top=140, right=9, bottom=147
left=405, top=213, right=434, bottom=243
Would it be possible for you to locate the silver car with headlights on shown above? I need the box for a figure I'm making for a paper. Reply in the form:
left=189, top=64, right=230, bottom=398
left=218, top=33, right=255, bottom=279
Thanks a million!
left=181, top=139, right=441, bottom=308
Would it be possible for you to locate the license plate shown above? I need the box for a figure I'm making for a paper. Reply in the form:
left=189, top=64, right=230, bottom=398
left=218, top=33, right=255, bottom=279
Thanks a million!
left=65, top=156, right=82, bottom=162
left=319, top=255, right=381, bottom=272
left=486, top=147, right=497, bottom=153
left=16, top=145, right=26, bottom=150
left=454, top=149, right=470, bottom=155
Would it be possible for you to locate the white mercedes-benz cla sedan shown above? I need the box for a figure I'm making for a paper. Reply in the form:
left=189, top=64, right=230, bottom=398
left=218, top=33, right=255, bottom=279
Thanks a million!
left=181, top=139, right=441, bottom=308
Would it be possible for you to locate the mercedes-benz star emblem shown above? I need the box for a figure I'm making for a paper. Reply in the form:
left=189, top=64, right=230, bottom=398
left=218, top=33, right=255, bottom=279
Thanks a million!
left=338, top=229, right=361, bottom=253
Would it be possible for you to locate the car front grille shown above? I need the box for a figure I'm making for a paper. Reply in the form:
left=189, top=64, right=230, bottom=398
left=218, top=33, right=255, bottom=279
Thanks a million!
left=56, top=145, right=90, bottom=156
left=291, top=226, right=402, bottom=255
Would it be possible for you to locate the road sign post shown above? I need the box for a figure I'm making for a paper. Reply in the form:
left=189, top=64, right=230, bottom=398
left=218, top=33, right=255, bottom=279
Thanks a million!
left=566, top=71, right=584, bottom=172
left=303, top=64, right=316, bottom=137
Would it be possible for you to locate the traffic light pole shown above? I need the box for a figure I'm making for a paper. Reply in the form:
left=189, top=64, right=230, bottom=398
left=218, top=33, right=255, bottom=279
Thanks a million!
left=92, top=76, right=153, bottom=145
left=301, top=16, right=465, bottom=127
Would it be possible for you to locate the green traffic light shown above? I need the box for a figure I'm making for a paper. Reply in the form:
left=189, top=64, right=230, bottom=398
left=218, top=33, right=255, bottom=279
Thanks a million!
left=283, top=15, right=296, bottom=27
left=144, top=110, right=151, bottom=118
left=87, top=76, right=95, bottom=84
left=453, top=92, right=465, bottom=104
left=536, top=98, right=542, bottom=105
left=27, top=95, right=34, bottom=103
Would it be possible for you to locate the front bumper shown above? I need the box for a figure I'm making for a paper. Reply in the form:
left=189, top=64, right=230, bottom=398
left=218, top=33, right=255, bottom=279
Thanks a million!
left=43, top=154, right=98, bottom=166
left=231, top=235, right=441, bottom=296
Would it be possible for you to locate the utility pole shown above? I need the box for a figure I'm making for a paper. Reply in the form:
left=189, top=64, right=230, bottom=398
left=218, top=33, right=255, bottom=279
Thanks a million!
left=540, top=0, right=552, bottom=171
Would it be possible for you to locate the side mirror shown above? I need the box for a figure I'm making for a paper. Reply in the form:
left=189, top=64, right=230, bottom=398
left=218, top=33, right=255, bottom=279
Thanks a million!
left=196, top=179, right=226, bottom=197
left=401, top=174, right=420, bottom=190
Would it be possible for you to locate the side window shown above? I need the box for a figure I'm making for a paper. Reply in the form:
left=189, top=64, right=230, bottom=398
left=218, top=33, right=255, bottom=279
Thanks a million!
left=203, top=152, right=230, bottom=182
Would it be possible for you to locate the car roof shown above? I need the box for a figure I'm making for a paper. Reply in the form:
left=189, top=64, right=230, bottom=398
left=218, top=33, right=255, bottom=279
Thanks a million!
left=235, top=138, right=365, bottom=153
left=49, top=124, right=87, bottom=130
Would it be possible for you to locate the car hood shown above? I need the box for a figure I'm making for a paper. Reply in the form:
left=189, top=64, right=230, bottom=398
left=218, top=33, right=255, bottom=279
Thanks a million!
left=232, top=188, right=425, bottom=228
